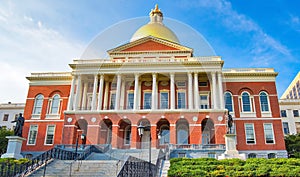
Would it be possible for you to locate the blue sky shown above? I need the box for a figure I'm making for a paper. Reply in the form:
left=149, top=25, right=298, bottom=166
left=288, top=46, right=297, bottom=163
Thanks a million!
left=0, top=0, right=299, bottom=103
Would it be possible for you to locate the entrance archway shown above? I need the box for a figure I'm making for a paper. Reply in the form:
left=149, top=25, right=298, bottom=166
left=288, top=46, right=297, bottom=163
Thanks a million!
left=176, top=119, right=189, bottom=144
left=118, top=119, right=131, bottom=148
left=74, top=119, right=88, bottom=144
left=201, top=118, right=215, bottom=144
left=99, top=119, right=112, bottom=144
left=157, top=119, right=170, bottom=147
left=138, top=119, right=151, bottom=149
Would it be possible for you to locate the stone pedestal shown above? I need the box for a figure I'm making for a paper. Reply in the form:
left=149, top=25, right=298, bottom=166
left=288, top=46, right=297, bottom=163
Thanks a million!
left=1, top=136, right=26, bottom=159
left=218, top=134, right=246, bottom=160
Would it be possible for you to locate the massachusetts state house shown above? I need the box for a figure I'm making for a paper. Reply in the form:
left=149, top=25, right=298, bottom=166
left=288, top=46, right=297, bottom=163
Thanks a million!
left=22, top=5, right=287, bottom=158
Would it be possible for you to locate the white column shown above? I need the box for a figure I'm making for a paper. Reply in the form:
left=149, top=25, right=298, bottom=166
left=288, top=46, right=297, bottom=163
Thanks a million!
left=103, top=81, right=109, bottom=110
left=74, top=75, right=82, bottom=111
left=67, top=75, right=76, bottom=110
left=120, top=78, right=126, bottom=110
left=152, top=73, right=157, bottom=109
left=133, top=74, right=139, bottom=110
left=188, top=72, right=193, bottom=109
left=170, top=73, right=175, bottom=110
left=91, top=74, right=98, bottom=110
left=82, top=82, right=88, bottom=110
left=97, top=74, right=104, bottom=110
left=115, top=74, right=122, bottom=110
left=194, top=72, right=199, bottom=109
left=217, top=72, right=224, bottom=109
left=138, top=80, right=142, bottom=109
left=211, top=72, right=218, bottom=109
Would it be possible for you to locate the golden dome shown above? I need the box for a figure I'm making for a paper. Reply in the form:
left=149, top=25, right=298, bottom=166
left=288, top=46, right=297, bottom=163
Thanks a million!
left=130, top=5, right=179, bottom=43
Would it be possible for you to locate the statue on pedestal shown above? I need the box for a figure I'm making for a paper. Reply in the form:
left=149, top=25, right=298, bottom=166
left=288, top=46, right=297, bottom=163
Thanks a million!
left=227, top=112, right=233, bottom=134
left=11, top=113, right=25, bottom=137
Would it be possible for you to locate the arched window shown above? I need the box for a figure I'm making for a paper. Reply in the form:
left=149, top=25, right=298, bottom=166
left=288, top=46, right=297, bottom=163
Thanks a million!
left=159, top=125, right=170, bottom=145
left=259, top=92, right=269, bottom=112
left=124, top=125, right=131, bottom=145
left=177, top=124, right=188, bottom=144
left=242, top=92, right=251, bottom=112
left=267, top=153, right=276, bottom=159
left=50, top=94, right=60, bottom=114
left=224, top=92, right=233, bottom=112
left=33, top=94, right=44, bottom=114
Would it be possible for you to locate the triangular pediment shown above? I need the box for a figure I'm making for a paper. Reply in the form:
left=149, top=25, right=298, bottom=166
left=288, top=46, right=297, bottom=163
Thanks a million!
left=108, top=36, right=193, bottom=54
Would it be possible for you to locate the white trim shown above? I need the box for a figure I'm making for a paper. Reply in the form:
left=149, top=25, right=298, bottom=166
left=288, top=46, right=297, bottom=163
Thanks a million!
left=214, top=124, right=226, bottom=126
left=234, top=118, right=281, bottom=120
left=263, top=123, right=275, bottom=144
left=64, top=125, right=77, bottom=127
left=244, top=123, right=256, bottom=145
left=44, top=125, right=56, bottom=145
left=87, top=125, right=101, bottom=127
left=189, top=124, right=201, bottom=126
left=26, top=119, right=64, bottom=122
left=27, top=124, right=38, bottom=145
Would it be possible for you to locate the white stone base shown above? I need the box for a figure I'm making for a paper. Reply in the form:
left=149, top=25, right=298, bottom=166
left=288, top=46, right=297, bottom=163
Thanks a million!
left=1, top=136, right=26, bottom=159
left=218, top=134, right=246, bottom=160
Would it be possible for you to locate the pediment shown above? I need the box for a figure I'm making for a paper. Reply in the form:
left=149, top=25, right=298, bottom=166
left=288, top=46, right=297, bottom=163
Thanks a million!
left=108, top=36, right=193, bottom=54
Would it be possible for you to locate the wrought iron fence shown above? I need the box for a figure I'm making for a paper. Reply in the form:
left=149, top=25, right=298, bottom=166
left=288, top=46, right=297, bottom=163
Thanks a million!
left=117, top=156, right=156, bottom=177
left=0, top=144, right=112, bottom=177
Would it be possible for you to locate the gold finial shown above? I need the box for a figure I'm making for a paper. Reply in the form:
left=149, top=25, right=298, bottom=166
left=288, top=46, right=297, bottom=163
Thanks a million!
left=150, top=4, right=163, bottom=17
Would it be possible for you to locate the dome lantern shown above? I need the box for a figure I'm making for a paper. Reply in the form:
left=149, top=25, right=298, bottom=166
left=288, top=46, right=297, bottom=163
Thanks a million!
left=130, top=4, right=179, bottom=43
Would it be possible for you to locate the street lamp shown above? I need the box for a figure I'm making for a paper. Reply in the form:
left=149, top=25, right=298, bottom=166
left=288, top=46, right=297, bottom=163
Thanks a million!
left=75, top=129, right=83, bottom=160
left=137, top=122, right=152, bottom=177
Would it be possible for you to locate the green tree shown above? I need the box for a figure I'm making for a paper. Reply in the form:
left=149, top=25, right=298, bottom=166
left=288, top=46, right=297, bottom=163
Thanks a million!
left=0, top=127, right=14, bottom=155
left=284, top=133, right=300, bottom=158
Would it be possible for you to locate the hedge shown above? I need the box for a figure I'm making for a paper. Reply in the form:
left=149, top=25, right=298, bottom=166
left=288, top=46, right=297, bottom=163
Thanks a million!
left=168, top=158, right=300, bottom=177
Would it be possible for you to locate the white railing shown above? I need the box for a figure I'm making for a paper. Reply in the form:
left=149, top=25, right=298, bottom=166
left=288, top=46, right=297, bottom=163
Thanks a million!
left=223, top=68, right=275, bottom=73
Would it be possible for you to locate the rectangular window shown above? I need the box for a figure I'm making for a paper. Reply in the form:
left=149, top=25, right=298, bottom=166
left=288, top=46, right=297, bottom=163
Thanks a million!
left=45, top=125, right=55, bottom=145
left=283, top=122, right=289, bottom=135
left=144, top=92, right=152, bottom=109
left=176, top=82, right=186, bottom=87
left=3, top=114, right=9, bottom=121
left=281, top=110, right=287, bottom=117
left=264, top=123, right=275, bottom=144
left=28, top=125, right=38, bottom=145
left=199, top=95, right=209, bottom=109
left=245, top=124, right=255, bottom=144
left=177, top=92, right=186, bottom=109
left=160, top=92, right=169, bottom=109
left=293, top=110, right=299, bottom=117
left=109, top=93, right=116, bottom=110
left=199, top=82, right=208, bottom=87
left=127, top=93, right=134, bottom=109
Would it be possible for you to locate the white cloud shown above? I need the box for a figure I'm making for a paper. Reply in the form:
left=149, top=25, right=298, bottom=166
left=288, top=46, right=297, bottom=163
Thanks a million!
left=0, top=1, right=84, bottom=103
left=181, top=0, right=291, bottom=66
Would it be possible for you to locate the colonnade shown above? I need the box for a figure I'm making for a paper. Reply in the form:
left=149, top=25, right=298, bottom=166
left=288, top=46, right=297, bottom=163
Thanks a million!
left=67, top=72, right=224, bottom=111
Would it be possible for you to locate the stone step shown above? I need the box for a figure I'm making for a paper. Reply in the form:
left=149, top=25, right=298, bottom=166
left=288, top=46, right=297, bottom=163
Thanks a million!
left=160, top=160, right=170, bottom=177
left=28, top=160, right=119, bottom=177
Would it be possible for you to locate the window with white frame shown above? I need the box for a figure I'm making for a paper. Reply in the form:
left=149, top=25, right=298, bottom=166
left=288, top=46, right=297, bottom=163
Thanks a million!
left=27, top=125, right=38, bottom=145
left=109, top=92, right=116, bottom=110
left=241, top=92, right=251, bottom=112
left=144, top=92, right=152, bottom=109
left=33, top=94, right=44, bottom=114
left=259, top=92, right=270, bottom=112
left=245, top=124, right=255, bottom=144
left=124, top=125, right=131, bottom=145
left=160, top=92, right=169, bottom=109
left=177, top=91, right=186, bottom=109
left=281, top=110, right=287, bottom=117
left=283, top=122, right=289, bottom=135
left=3, top=114, right=9, bottom=121
left=49, top=94, right=60, bottom=114
left=127, top=92, right=134, bottom=109
left=45, top=125, right=55, bottom=145
left=199, top=94, right=209, bottom=109
left=264, top=123, right=275, bottom=144
left=224, top=92, right=233, bottom=112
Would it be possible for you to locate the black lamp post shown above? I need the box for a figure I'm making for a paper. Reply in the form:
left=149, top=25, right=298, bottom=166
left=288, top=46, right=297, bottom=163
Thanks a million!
left=75, top=129, right=83, bottom=160
left=137, top=122, right=152, bottom=177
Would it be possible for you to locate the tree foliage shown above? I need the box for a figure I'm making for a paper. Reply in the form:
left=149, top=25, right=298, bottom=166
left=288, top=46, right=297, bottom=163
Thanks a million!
left=285, top=133, right=300, bottom=158
left=0, top=127, right=14, bottom=155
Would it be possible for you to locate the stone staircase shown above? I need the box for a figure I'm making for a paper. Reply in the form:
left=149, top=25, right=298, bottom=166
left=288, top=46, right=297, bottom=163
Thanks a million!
left=160, top=160, right=170, bottom=177
left=28, top=159, right=119, bottom=177
left=28, top=149, right=163, bottom=177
